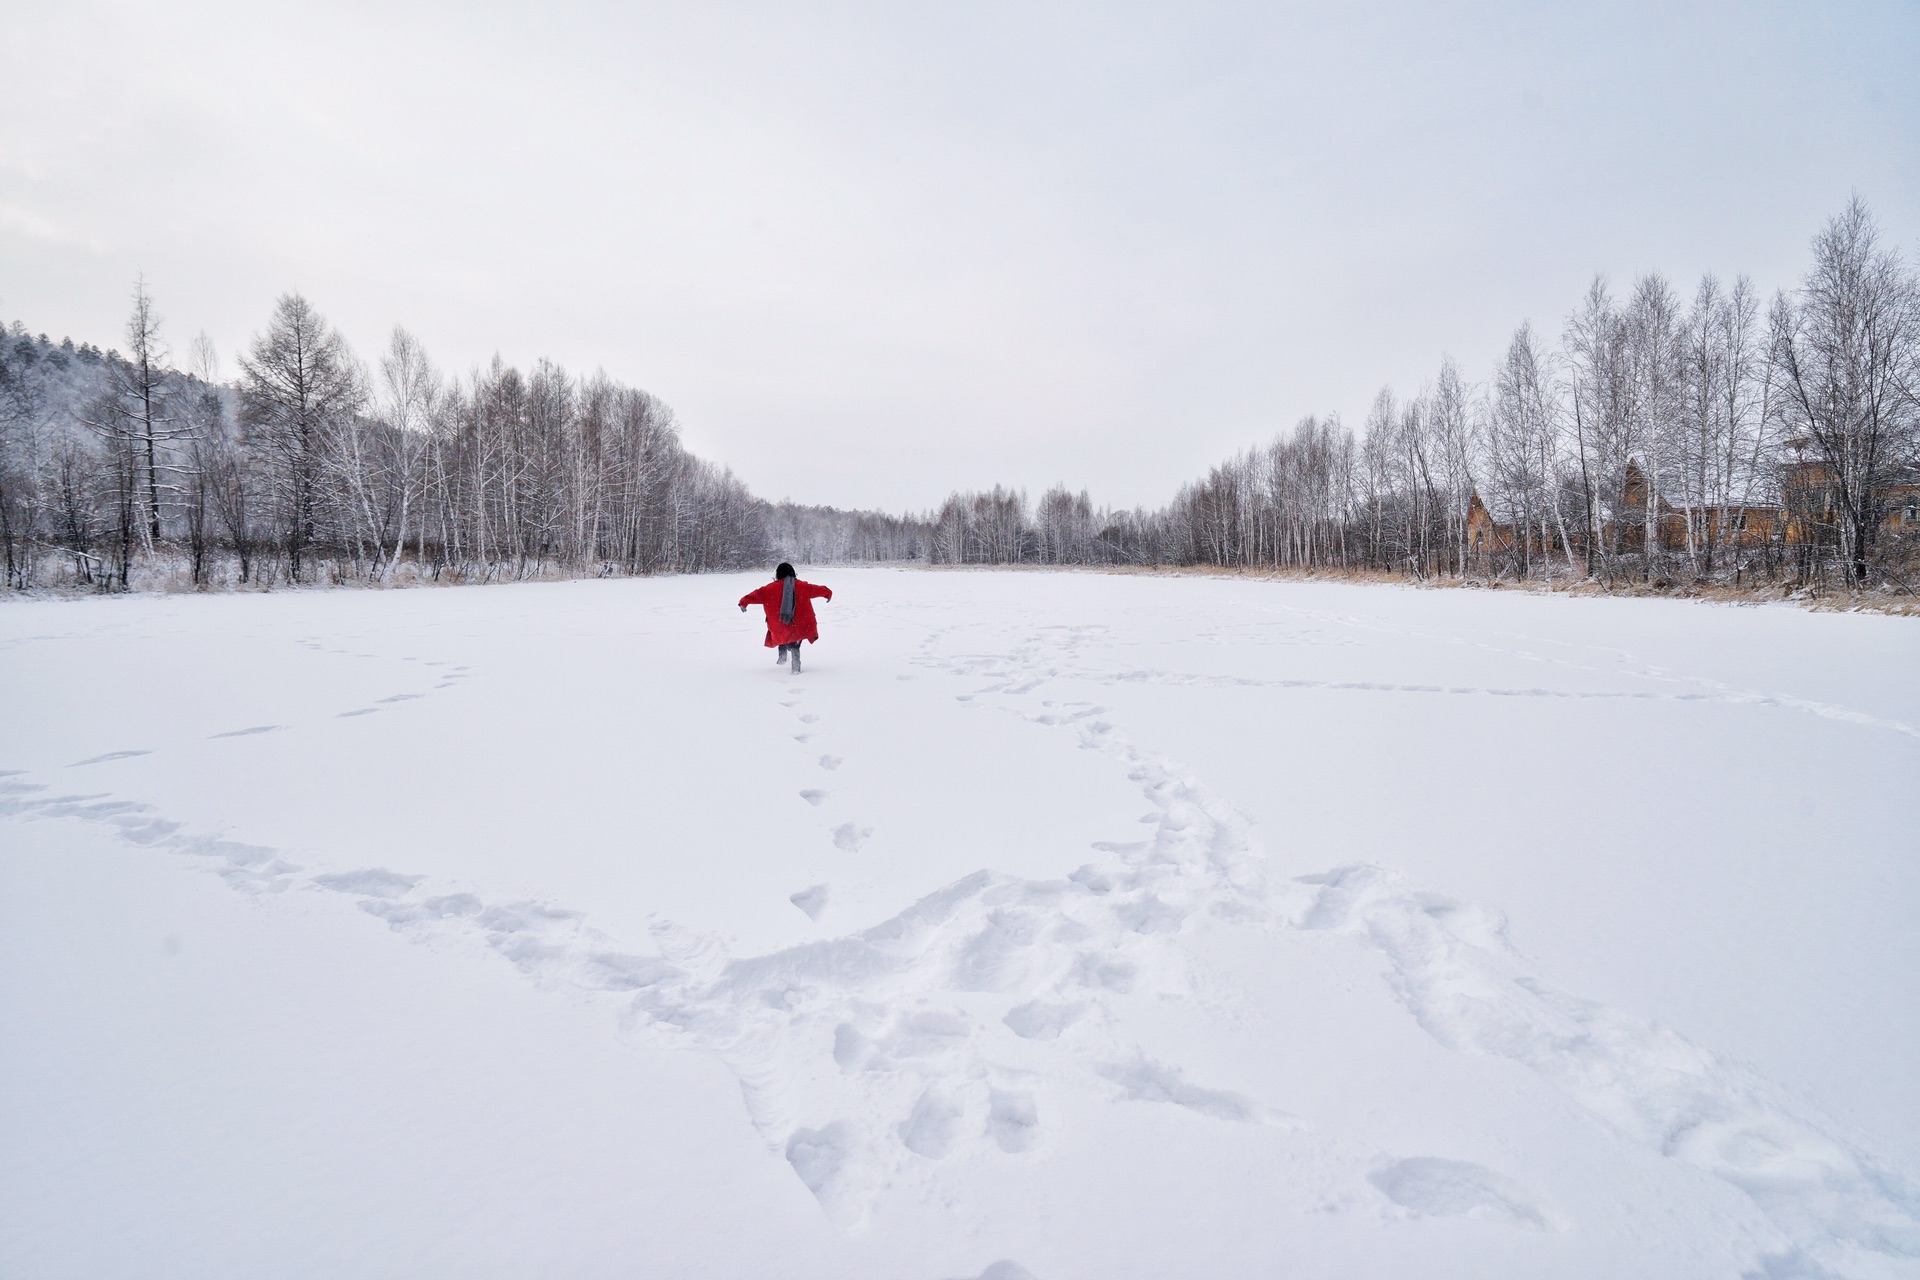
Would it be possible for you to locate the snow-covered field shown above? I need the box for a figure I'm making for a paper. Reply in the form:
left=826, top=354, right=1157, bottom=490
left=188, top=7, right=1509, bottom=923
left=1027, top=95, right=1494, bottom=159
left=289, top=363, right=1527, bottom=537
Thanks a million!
left=2, top=568, right=1917, bottom=1280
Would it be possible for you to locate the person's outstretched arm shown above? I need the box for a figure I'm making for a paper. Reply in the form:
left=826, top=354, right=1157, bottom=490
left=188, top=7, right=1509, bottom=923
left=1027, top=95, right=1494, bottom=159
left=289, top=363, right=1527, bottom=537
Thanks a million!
left=802, top=583, right=832, bottom=601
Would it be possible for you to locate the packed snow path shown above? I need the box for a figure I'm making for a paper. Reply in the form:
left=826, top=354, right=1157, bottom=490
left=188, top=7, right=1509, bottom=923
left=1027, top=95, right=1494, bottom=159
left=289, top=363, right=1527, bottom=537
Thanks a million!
left=2, top=570, right=1917, bottom=1279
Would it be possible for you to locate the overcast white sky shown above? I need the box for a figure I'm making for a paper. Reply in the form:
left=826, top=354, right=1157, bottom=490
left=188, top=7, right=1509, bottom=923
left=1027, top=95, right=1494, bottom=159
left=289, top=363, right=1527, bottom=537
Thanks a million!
left=3, top=1, right=1916, bottom=511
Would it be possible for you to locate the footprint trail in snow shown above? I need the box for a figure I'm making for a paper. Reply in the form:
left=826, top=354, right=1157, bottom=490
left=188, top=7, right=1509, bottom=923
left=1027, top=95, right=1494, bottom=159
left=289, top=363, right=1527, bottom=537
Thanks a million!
left=1, top=618, right=1916, bottom=1275
left=914, top=619, right=1920, bottom=1276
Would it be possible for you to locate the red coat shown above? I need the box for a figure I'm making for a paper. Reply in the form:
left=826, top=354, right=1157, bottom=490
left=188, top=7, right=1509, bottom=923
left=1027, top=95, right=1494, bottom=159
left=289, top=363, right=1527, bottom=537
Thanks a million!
left=739, top=579, right=832, bottom=646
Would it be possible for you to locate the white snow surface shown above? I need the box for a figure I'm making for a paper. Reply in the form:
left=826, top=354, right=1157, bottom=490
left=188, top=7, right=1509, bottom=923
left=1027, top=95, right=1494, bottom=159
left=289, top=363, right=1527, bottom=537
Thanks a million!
left=2, top=568, right=1917, bottom=1279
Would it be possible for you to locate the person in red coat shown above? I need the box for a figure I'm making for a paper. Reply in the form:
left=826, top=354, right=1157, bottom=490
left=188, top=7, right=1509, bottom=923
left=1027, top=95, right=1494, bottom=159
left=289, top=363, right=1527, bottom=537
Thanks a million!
left=738, top=562, right=832, bottom=673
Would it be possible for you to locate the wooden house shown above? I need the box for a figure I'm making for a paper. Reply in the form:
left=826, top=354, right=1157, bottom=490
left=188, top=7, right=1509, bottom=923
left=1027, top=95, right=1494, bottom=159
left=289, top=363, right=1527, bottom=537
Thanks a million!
left=1465, top=455, right=1917, bottom=569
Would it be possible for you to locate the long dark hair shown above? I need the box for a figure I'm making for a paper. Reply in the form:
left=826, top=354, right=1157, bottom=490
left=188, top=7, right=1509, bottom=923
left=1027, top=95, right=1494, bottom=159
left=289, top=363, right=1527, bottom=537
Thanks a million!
left=776, top=562, right=796, bottom=579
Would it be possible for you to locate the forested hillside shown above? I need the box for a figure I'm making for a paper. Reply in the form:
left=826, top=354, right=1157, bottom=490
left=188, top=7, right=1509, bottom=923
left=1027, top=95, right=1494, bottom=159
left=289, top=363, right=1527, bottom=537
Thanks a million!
left=0, top=292, right=768, bottom=590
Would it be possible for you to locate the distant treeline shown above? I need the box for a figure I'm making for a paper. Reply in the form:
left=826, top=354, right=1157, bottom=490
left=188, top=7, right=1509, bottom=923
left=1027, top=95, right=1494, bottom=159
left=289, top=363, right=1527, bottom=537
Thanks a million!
left=0, top=293, right=768, bottom=591
left=3, top=200, right=1915, bottom=595
left=794, top=199, right=1920, bottom=590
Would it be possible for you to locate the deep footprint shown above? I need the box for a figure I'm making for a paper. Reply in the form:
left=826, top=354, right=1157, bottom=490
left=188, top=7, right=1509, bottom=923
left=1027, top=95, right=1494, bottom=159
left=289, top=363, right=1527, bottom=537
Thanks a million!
left=790, top=884, right=830, bottom=920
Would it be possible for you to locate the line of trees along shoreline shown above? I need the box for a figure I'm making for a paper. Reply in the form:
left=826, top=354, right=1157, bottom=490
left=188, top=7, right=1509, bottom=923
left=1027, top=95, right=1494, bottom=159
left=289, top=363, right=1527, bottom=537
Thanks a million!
left=0, top=293, right=769, bottom=592
left=839, top=199, right=1918, bottom=592
left=3, top=199, right=1916, bottom=597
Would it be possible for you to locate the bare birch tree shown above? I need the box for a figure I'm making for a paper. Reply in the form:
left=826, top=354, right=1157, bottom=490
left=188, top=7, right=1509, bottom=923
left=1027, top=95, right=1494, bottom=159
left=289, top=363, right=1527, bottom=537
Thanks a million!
left=1768, top=198, right=1920, bottom=582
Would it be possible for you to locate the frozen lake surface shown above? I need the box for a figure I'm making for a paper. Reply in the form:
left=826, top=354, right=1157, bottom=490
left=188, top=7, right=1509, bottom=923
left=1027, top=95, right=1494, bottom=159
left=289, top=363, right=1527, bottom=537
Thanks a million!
left=2, top=568, right=1917, bottom=1279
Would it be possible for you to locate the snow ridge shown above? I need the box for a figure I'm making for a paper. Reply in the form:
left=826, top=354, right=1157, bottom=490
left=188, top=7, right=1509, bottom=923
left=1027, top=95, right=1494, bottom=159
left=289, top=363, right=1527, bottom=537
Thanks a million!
left=1296, top=863, right=1920, bottom=1271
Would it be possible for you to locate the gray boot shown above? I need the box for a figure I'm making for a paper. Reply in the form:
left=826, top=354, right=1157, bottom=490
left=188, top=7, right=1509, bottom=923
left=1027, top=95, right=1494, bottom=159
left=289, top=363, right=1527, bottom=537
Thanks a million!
left=791, top=647, right=803, bottom=675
